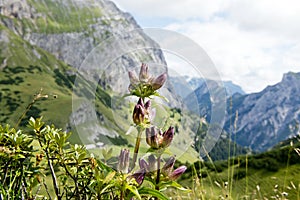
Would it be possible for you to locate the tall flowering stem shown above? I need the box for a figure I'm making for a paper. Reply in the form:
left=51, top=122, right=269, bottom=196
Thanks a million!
left=128, top=63, right=166, bottom=171
left=155, top=154, right=161, bottom=191
left=130, top=126, right=144, bottom=171
left=125, top=63, right=187, bottom=198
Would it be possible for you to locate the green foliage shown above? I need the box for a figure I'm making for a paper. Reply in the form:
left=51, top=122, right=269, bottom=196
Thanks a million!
left=0, top=124, right=40, bottom=199
left=1, top=117, right=169, bottom=199
left=25, top=0, right=103, bottom=33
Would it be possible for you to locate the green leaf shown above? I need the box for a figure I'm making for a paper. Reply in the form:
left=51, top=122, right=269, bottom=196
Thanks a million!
left=97, top=160, right=113, bottom=172
left=126, top=185, right=141, bottom=200
left=138, top=187, right=169, bottom=200
left=103, top=171, right=116, bottom=184
left=100, top=183, right=115, bottom=195
left=159, top=181, right=191, bottom=192
left=152, top=91, right=169, bottom=102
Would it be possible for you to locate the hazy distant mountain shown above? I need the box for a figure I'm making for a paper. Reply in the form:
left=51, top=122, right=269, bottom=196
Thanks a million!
left=170, top=76, right=245, bottom=100
left=188, top=77, right=245, bottom=96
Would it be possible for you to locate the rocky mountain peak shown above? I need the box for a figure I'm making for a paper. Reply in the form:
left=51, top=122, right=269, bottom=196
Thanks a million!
left=282, top=72, right=300, bottom=83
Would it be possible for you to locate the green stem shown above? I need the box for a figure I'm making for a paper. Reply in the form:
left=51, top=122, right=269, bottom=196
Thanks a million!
left=130, top=126, right=143, bottom=171
left=155, top=154, right=161, bottom=191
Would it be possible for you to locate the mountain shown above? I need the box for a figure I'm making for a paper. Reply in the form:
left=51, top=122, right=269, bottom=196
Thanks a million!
left=169, top=76, right=194, bottom=100
left=170, top=76, right=245, bottom=103
left=0, top=0, right=199, bottom=163
left=223, top=80, right=246, bottom=96
left=188, top=77, right=245, bottom=96
left=226, top=72, right=300, bottom=151
left=184, top=71, right=300, bottom=152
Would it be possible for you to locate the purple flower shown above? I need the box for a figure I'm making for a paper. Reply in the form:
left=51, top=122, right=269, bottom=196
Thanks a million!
left=151, top=72, right=167, bottom=90
left=146, top=126, right=174, bottom=149
left=148, top=154, right=157, bottom=172
left=128, top=71, right=139, bottom=85
left=130, top=168, right=146, bottom=185
left=139, top=158, right=150, bottom=172
left=139, top=63, right=149, bottom=81
left=162, top=127, right=174, bottom=148
left=162, top=156, right=175, bottom=176
left=117, top=149, right=130, bottom=173
left=132, top=98, right=151, bottom=125
left=128, top=63, right=168, bottom=98
left=146, top=126, right=162, bottom=149
left=169, top=166, right=187, bottom=180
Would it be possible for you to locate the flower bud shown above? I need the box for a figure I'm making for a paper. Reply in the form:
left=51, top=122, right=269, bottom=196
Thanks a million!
left=117, top=149, right=130, bottom=173
left=162, top=126, right=174, bottom=148
left=132, top=98, right=152, bottom=126
left=152, top=72, right=167, bottom=90
left=169, top=166, right=187, bottom=180
left=148, top=154, right=157, bottom=172
left=146, top=127, right=162, bottom=149
left=144, top=100, right=151, bottom=110
left=162, top=156, right=175, bottom=176
left=132, top=104, right=144, bottom=125
left=139, top=63, right=149, bottom=81
left=128, top=71, right=139, bottom=85
left=130, top=169, right=146, bottom=185
left=139, top=158, right=149, bottom=172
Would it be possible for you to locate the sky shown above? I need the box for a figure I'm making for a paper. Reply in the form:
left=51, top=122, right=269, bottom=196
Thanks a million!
left=112, top=0, right=300, bottom=93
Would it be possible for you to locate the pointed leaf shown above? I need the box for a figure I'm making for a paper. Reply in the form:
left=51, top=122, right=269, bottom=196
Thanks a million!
left=138, top=187, right=169, bottom=200
left=103, top=171, right=116, bottom=184
left=126, top=185, right=141, bottom=200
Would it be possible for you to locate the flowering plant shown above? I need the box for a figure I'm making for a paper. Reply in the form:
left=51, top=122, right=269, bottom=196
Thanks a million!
left=115, top=63, right=187, bottom=199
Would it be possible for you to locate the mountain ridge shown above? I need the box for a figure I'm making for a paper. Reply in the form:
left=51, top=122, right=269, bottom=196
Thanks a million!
left=177, top=71, right=300, bottom=151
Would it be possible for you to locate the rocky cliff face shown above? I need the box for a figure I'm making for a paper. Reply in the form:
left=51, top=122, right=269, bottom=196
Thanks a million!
left=0, top=0, right=169, bottom=92
left=0, top=0, right=182, bottom=147
left=226, top=72, right=300, bottom=151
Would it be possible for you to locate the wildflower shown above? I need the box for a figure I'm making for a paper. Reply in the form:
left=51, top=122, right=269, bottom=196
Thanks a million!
left=138, top=154, right=158, bottom=173
left=152, top=73, right=167, bottom=90
left=148, top=154, right=157, bottom=172
left=145, top=126, right=174, bottom=149
left=128, top=63, right=167, bottom=98
left=146, top=126, right=162, bottom=149
left=139, top=158, right=150, bottom=172
left=162, top=156, right=175, bottom=176
left=117, top=149, right=130, bottom=173
left=132, top=98, right=151, bottom=126
left=130, top=168, right=146, bottom=185
left=161, top=126, right=174, bottom=148
left=169, top=166, right=187, bottom=180
left=139, top=63, right=149, bottom=81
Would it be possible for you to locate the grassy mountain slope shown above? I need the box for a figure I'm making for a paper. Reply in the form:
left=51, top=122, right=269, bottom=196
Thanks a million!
left=0, top=20, right=199, bottom=164
left=0, top=23, right=75, bottom=127
left=179, top=137, right=300, bottom=199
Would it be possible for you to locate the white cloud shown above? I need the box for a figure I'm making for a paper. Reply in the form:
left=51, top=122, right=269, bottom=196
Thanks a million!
left=113, top=0, right=228, bottom=21
left=112, top=0, right=300, bottom=93
left=165, top=18, right=300, bottom=92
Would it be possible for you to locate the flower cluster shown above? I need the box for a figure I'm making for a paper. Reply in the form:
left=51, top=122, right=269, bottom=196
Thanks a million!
left=139, top=155, right=187, bottom=181
left=146, top=126, right=174, bottom=149
left=128, top=63, right=167, bottom=98
left=117, top=149, right=146, bottom=185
